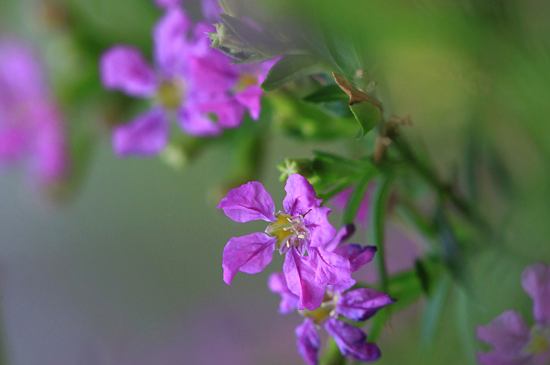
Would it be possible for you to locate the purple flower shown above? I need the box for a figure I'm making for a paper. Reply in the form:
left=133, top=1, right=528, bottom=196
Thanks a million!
left=295, top=318, right=321, bottom=365
left=477, top=263, right=550, bottom=365
left=335, top=288, right=395, bottom=322
left=201, top=0, right=223, bottom=22
left=218, top=174, right=349, bottom=310
left=268, top=272, right=299, bottom=314
left=0, top=38, right=68, bottom=185
left=154, top=0, right=183, bottom=9
left=100, top=8, right=271, bottom=157
left=324, top=318, right=381, bottom=362
left=268, top=223, right=393, bottom=365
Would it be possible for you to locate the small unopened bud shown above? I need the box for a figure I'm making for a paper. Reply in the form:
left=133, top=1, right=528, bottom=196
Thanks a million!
left=277, top=158, right=314, bottom=181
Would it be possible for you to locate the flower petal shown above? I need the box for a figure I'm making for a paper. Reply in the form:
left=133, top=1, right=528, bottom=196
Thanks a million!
left=309, top=248, right=351, bottom=285
left=234, top=85, right=263, bottom=121
left=477, top=310, right=531, bottom=354
left=0, top=127, right=26, bottom=163
left=283, top=246, right=325, bottom=311
left=283, top=174, right=322, bottom=216
left=177, top=106, right=223, bottom=137
left=324, top=319, right=381, bottom=362
left=304, top=207, right=337, bottom=248
left=100, top=46, right=157, bottom=97
left=153, top=7, right=191, bottom=77
left=476, top=351, right=532, bottom=365
left=154, top=0, right=182, bottom=8
left=268, top=272, right=299, bottom=314
left=322, top=223, right=355, bottom=252
left=187, top=23, right=239, bottom=93
left=201, top=0, right=223, bottom=22
left=334, top=244, right=377, bottom=272
left=112, top=108, right=169, bottom=157
left=328, top=278, right=356, bottom=294
left=295, top=318, right=321, bottom=365
left=222, top=233, right=276, bottom=285
left=521, top=262, right=550, bottom=326
left=217, top=181, right=276, bottom=222
left=336, top=288, right=395, bottom=322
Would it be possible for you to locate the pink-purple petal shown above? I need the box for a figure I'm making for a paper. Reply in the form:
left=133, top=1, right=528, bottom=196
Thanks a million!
left=295, top=318, right=321, bottom=365
left=201, top=0, right=223, bottom=22
left=217, top=181, right=277, bottom=223
left=309, top=248, right=351, bottom=285
left=234, top=85, right=263, bottom=121
left=100, top=46, right=157, bottom=97
left=154, top=0, right=183, bottom=8
left=477, top=311, right=531, bottom=355
left=268, top=272, right=299, bottom=314
left=336, top=288, right=395, bottom=321
left=112, top=108, right=169, bottom=157
left=521, top=263, right=550, bottom=326
left=222, top=233, right=276, bottom=285
left=322, top=223, right=355, bottom=252
left=324, top=318, right=381, bottom=362
left=334, top=244, right=377, bottom=273
left=304, top=207, right=337, bottom=248
left=283, top=246, right=325, bottom=311
left=283, top=174, right=322, bottom=216
left=477, top=351, right=532, bottom=365
left=153, top=7, right=191, bottom=77
left=177, top=106, right=223, bottom=137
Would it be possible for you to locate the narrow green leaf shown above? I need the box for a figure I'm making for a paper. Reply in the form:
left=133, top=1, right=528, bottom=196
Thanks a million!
left=370, top=173, right=394, bottom=294
left=219, top=14, right=285, bottom=56
left=350, top=101, right=381, bottom=138
left=320, top=338, right=346, bottom=365
left=319, top=24, right=357, bottom=75
left=456, top=288, right=478, bottom=365
left=342, top=172, right=375, bottom=225
left=421, top=274, right=452, bottom=347
left=261, top=55, right=322, bottom=92
left=303, top=84, right=349, bottom=103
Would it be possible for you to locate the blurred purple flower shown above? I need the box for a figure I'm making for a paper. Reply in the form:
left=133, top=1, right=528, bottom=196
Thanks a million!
left=218, top=174, right=351, bottom=310
left=201, top=0, right=223, bottom=22
left=100, top=8, right=273, bottom=157
left=477, top=263, right=550, bottom=365
left=0, top=38, right=69, bottom=185
left=153, top=0, right=184, bottom=9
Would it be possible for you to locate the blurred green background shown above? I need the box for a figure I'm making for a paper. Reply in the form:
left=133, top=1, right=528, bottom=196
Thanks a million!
left=1, top=0, right=550, bottom=364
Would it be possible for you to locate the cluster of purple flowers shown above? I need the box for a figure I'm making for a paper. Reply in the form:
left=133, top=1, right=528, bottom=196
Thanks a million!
left=100, top=2, right=271, bottom=157
left=218, top=174, right=394, bottom=363
left=0, top=38, right=68, bottom=186
left=269, top=223, right=394, bottom=364
left=477, top=263, right=550, bottom=365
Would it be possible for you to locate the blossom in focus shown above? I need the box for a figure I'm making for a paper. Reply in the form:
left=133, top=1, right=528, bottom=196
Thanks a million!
left=218, top=174, right=354, bottom=310
left=100, top=7, right=271, bottom=157
left=268, top=227, right=394, bottom=365
left=477, top=263, right=550, bottom=365
left=0, top=38, right=69, bottom=185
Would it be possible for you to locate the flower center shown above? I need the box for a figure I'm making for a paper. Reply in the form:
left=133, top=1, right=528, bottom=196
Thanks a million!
left=266, top=213, right=309, bottom=251
left=157, top=79, right=184, bottom=110
left=234, top=74, right=258, bottom=93
left=524, top=325, right=550, bottom=355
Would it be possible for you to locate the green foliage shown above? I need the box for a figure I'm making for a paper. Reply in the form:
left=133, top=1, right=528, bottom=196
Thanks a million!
left=261, top=55, right=324, bottom=91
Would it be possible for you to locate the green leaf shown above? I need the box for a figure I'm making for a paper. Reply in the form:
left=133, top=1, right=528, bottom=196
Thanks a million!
left=341, top=171, right=376, bottom=225
left=421, top=274, right=452, bottom=347
left=261, top=55, right=323, bottom=92
left=370, top=173, right=395, bottom=293
left=219, top=14, right=285, bottom=56
left=456, top=288, right=478, bottom=365
left=350, top=101, right=381, bottom=138
left=319, top=24, right=358, bottom=76
left=319, top=338, right=346, bottom=365
left=303, top=84, right=349, bottom=103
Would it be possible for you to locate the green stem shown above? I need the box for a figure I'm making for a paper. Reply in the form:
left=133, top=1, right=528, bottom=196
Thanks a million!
left=392, top=137, right=490, bottom=233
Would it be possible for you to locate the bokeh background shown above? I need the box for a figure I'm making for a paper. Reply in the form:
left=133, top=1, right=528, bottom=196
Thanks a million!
left=1, top=0, right=550, bottom=364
